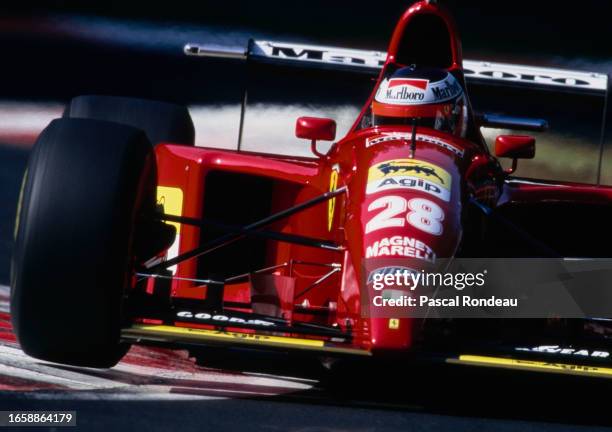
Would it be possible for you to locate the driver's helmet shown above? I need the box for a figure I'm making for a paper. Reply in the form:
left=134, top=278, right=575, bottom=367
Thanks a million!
left=372, top=66, right=468, bottom=138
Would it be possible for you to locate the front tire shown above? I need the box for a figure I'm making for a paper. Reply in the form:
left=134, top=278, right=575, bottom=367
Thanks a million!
left=11, top=118, right=156, bottom=367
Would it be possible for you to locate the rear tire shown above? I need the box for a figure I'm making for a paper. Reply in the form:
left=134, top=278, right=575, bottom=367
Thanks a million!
left=64, top=95, right=195, bottom=146
left=11, top=118, right=156, bottom=367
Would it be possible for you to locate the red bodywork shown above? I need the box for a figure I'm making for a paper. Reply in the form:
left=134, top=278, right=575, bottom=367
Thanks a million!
left=137, top=1, right=612, bottom=356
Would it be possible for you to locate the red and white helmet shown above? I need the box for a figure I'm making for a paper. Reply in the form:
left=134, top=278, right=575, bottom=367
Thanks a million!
left=372, top=66, right=468, bottom=138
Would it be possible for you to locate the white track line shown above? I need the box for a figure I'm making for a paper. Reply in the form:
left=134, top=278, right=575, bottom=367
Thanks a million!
left=10, top=389, right=222, bottom=401
left=0, top=285, right=9, bottom=313
left=0, top=343, right=312, bottom=395
left=0, top=284, right=314, bottom=398
left=0, top=364, right=100, bottom=390
left=0, top=345, right=126, bottom=390
left=0, top=284, right=312, bottom=390
left=114, top=361, right=312, bottom=390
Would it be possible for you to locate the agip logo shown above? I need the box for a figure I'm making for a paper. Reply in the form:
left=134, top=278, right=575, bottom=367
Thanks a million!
left=366, top=159, right=451, bottom=202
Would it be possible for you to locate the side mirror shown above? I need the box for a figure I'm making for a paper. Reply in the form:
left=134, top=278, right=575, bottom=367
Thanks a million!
left=495, top=135, right=535, bottom=174
left=295, top=116, right=336, bottom=157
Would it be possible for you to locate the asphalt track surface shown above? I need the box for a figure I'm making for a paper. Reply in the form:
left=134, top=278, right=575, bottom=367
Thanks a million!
left=2, top=133, right=612, bottom=431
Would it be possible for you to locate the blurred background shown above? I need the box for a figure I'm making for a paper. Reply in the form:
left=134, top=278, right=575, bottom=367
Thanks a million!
left=1, top=0, right=611, bottom=283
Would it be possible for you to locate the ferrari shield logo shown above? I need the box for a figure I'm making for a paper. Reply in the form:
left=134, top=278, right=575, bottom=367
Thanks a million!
left=328, top=166, right=339, bottom=231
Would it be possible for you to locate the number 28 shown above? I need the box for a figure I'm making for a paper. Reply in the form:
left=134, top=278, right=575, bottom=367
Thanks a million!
left=365, top=196, right=444, bottom=236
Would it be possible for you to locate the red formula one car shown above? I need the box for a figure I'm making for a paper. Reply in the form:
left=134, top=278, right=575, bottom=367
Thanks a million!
left=11, top=0, right=612, bottom=377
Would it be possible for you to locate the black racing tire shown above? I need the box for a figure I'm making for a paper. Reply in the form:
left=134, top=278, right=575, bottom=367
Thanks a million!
left=10, top=118, right=157, bottom=368
left=64, top=95, right=195, bottom=146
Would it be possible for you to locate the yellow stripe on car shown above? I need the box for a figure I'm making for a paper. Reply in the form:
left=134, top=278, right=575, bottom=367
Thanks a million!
left=453, top=354, right=612, bottom=378
left=123, top=324, right=371, bottom=356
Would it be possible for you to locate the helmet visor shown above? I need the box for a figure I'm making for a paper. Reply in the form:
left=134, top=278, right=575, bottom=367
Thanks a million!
left=371, top=95, right=467, bottom=137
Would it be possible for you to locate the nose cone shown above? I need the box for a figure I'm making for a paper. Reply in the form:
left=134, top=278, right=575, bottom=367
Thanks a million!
left=343, top=133, right=463, bottom=350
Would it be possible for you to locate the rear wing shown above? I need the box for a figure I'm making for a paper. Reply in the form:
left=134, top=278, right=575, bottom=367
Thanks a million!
left=185, top=40, right=608, bottom=95
left=185, top=40, right=609, bottom=183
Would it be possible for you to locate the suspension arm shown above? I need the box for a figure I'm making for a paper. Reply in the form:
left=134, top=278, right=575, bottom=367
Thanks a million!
left=145, top=186, right=347, bottom=272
